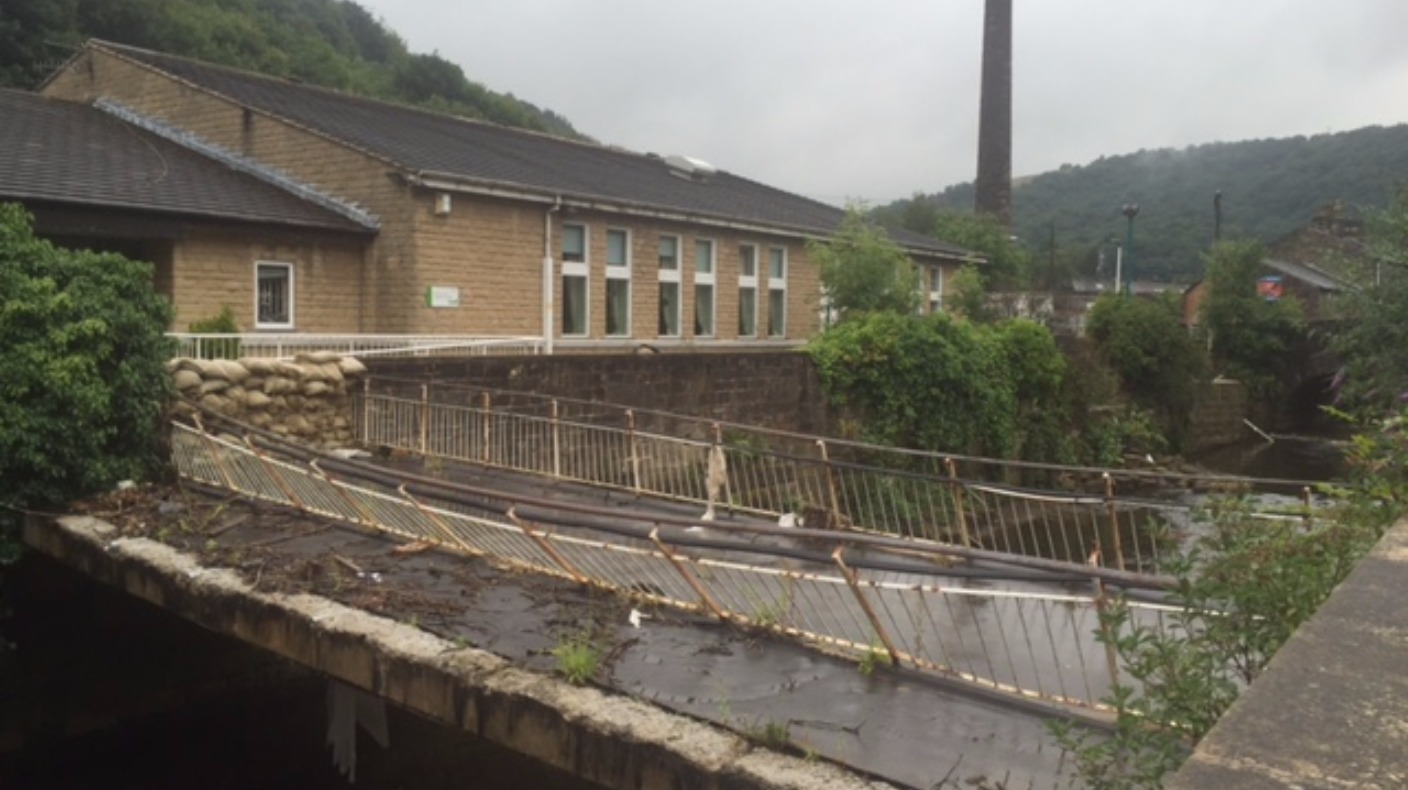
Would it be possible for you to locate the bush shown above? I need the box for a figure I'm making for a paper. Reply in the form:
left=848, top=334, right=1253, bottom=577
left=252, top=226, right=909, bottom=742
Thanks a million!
left=1086, top=294, right=1207, bottom=450
left=0, top=203, right=174, bottom=557
left=188, top=305, right=242, bottom=359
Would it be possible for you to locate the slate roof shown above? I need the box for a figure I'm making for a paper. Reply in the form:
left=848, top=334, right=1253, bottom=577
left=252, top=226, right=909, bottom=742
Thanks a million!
left=0, top=88, right=375, bottom=234
left=88, top=41, right=972, bottom=260
left=1264, top=258, right=1350, bottom=292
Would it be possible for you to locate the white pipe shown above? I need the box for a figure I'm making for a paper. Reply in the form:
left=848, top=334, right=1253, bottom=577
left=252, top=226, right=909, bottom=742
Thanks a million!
left=543, top=196, right=562, bottom=355
left=1114, top=245, right=1123, bottom=294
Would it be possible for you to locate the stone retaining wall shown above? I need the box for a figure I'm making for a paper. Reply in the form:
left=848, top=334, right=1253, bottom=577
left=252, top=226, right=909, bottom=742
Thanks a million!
left=169, top=353, right=366, bottom=448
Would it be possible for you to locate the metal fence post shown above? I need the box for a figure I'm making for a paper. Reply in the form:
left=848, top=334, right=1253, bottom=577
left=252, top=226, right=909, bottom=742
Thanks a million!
left=506, top=508, right=587, bottom=584
left=481, top=391, right=492, bottom=465
left=649, top=529, right=730, bottom=622
left=551, top=399, right=562, bottom=480
left=817, top=440, right=841, bottom=516
left=1302, top=486, right=1313, bottom=532
left=1103, top=473, right=1125, bottom=571
left=360, top=377, right=371, bottom=445
left=832, top=547, right=902, bottom=666
left=419, top=383, right=429, bottom=457
left=946, top=457, right=971, bottom=548
left=627, top=410, right=641, bottom=493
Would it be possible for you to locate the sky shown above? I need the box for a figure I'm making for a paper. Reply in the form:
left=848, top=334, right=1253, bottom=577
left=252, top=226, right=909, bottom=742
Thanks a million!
left=354, top=0, right=1408, bottom=207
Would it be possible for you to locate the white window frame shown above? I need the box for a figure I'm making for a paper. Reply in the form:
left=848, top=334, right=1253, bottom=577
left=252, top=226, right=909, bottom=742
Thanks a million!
left=738, top=243, right=758, bottom=338
left=928, top=266, right=944, bottom=313
left=605, top=228, right=631, bottom=337
left=561, top=223, right=589, bottom=337
left=658, top=235, right=681, bottom=337
left=254, top=260, right=294, bottom=330
left=767, top=246, right=787, bottom=338
left=694, top=238, right=716, bottom=337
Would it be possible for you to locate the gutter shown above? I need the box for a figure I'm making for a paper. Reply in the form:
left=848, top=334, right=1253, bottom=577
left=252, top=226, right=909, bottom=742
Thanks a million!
left=405, top=171, right=976, bottom=265
left=543, top=196, right=561, bottom=355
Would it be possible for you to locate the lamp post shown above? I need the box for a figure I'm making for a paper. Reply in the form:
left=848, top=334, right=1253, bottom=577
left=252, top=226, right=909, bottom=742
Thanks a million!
left=1122, top=204, right=1140, bottom=295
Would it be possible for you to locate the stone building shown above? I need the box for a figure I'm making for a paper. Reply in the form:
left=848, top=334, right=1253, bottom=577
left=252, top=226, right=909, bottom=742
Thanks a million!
left=25, top=40, right=976, bottom=349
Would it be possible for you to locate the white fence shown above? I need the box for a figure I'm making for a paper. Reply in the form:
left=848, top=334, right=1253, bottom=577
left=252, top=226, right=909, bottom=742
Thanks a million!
left=168, top=333, right=544, bottom=360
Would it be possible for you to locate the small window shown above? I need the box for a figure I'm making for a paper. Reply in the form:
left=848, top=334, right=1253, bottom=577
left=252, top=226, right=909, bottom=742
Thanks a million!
left=255, top=261, right=294, bottom=329
left=738, top=244, right=758, bottom=337
left=928, top=266, right=944, bottom=313
left=562, top=224, right=588, bottom=336
left=606, top=229, right=631, bottom=337
left=659, top=235, right=681, bottom=336
left=767, top=246, right=787, bottom=338
left=694, top=239, right=715, bottom=337
left=658, top=236, right=679, bottom=270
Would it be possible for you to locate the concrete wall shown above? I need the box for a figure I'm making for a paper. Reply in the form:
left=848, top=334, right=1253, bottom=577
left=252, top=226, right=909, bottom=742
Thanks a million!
left=366, top=352, right=831, bottom=436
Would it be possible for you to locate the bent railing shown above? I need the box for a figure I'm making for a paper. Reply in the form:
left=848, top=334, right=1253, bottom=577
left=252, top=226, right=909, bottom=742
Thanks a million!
left=171, top=419, right=1176, bottom=711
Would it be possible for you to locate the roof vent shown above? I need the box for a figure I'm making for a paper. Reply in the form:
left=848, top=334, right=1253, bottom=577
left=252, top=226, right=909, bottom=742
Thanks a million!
left=663, top=154, right=717, bottom=182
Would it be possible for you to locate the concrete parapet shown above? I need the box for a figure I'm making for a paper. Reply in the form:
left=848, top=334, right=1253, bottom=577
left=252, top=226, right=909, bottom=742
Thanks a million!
left=22, top=514, right=894, bottom=790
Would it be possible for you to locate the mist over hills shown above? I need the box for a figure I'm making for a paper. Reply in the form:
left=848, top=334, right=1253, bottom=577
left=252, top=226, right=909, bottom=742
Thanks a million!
left=877, top=125, right=1408, bottom=282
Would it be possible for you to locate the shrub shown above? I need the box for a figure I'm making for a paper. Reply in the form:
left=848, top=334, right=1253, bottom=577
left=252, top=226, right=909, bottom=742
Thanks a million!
left=0, top=203, right=174, bottom=558
left=187, top=305, right=242, bottom=359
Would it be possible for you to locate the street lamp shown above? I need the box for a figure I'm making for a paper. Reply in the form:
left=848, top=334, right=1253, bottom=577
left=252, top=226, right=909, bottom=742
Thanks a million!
left=1122, top=204, right=1140, bottom=295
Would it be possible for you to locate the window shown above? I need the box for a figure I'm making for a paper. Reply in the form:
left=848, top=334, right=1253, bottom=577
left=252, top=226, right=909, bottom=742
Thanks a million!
left=694, top=239, right=715, bottom=337
left=767, top=246, right=787, bottom=338
left=738, top=244, right=757, bottom=337
left=658, top=236, right=681, bottom=336
left=606, top=229, right=631, bottom=337
left=255, top=261, right=294, bottom=329
left=927, top=266, right=944, bottom=313
left=562, top=223, right=588, bottom=336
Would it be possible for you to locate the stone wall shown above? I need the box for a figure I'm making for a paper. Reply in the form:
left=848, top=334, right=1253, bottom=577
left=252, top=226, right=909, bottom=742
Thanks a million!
left=366, top=351, right=830, bottom=435
left=1186, top=379, right=1249, bottom=453
left=170, top=353, right=366, bottom=448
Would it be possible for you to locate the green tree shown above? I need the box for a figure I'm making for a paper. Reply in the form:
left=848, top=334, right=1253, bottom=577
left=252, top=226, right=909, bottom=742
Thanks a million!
left=944, top=264, right=995, bottom=322
left=0, top=204, right=174, bottom=559
left=810, top=208, right=921, bottom=321
left=1198, top=240, right=1305, bottom=401
left=931, top=211, right=1030, bottom=289
left=1086, top=294, right=1207, bottom=449
left=1329, top=192, right=1408, bottom=414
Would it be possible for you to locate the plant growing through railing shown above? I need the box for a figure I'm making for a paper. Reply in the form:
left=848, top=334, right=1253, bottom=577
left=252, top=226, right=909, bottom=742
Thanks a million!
left=187, top=305, right=241, bottom=359
left=1049, top=417, right=1405, bottom=788
left=858, top=640, right=892, bottom=677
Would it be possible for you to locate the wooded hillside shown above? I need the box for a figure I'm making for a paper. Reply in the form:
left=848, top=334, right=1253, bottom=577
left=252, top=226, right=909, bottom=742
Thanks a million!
left=877, top=125, right=1408, bottom=282
left=0, top=0, right=581, bottom=138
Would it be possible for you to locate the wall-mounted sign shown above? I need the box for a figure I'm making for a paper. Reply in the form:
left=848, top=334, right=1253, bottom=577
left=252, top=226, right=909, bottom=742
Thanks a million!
left=1257, top=276, right=1284, bottom=302
left=426, top=286, right=460, bottom=308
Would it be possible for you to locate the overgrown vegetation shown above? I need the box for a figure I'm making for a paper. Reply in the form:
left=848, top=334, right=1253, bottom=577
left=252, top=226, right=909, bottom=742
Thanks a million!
left=187, top=304, right=241, bottom=359
left=0, top=0, right=580, bottom=138
left=1050, top=421, right=1403, bottom=788
left=1085, top=294, right=1206, bottom=451
left=1198, top=240, right=1305, bottom=401
left=1328, top=191, right=1408, bottom=414
left=0, top=203, right=174, bottom=560
left=808, top=208, right=921, bottom=321
left=550, top=630, right=603, bottom=686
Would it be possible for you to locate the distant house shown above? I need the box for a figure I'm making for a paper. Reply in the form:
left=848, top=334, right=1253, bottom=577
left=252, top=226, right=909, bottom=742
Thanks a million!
left=1182, top=205, right=1354, bottom=327
left=31, top=40, right=976, bottom=349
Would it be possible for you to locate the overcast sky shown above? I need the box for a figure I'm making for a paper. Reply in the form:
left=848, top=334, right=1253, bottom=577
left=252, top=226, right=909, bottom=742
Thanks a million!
left=354, top=0, right=1408, bottom=207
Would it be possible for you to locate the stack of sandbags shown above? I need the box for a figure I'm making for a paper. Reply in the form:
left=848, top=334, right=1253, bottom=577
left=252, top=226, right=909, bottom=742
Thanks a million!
left=169, top=351, right=368, bottom=449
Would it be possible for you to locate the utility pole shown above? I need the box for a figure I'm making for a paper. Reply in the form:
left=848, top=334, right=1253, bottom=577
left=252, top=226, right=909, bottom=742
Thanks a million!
left=1122, top=204, right=1139, bottom=296
left=1214, top=190, right=1223, bottom=244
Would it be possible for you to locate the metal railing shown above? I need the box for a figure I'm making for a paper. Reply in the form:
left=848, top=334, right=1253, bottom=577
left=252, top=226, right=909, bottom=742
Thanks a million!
left=354, top=379, right=1328, bottom=578
left=168, top=333, right=545, bottom=360
left=171, top=419, right=1176, bottom=711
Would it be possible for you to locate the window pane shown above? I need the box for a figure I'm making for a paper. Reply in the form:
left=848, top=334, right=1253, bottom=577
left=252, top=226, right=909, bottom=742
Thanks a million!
left=768, top=247, right=785, bottom=279
left=694, top=284, right=714, bottom=336
left=658, top=237, right=678, bottom=270
left=768, top=288, right=785, bottom=337
left=563, top=224, right=586, bottom=262
left=738, top=286, right=756, bottom=336
left=607, top=278, right=630, bottom=336
left=607, top=230, right=628, bottom=267
left=658, top=282, right=680, bottom=335
left=257, top=264, right=290, bottom=325
left=739, top=245, right=756, bottom=278
left=929, top=267, right=942, bottom=292
left=695, top=240, right=713, bottom=274
left=563, top=275, right=587, bottom=335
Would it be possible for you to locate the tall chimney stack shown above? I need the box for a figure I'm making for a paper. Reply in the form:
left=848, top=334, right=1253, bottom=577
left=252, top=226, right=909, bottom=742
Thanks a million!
left=974, top=0, right=1013, bottom=229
